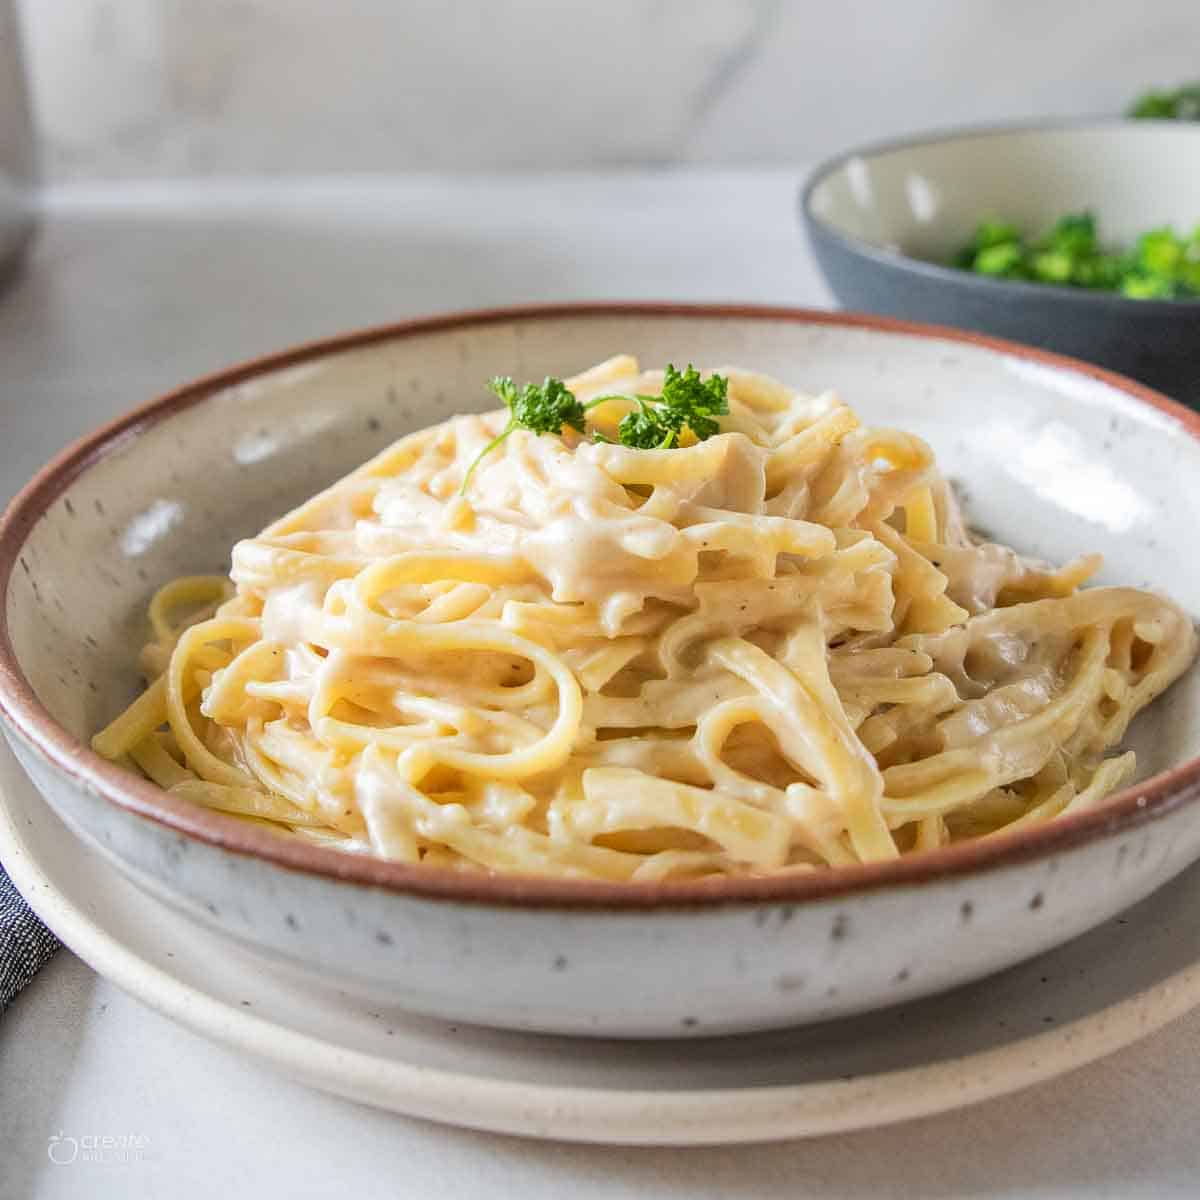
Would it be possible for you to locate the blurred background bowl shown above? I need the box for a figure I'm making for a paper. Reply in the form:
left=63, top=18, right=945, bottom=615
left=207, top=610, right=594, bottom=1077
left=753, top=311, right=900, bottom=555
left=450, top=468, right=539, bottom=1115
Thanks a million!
left=801, top=120, right=1200, bottom=404
left=0, top=0, right=36, bottom=279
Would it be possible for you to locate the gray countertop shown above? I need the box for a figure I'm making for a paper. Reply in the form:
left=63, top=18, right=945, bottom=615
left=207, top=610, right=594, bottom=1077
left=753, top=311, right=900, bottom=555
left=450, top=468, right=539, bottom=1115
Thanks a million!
left=1, top=171, right=1199, bottom=1199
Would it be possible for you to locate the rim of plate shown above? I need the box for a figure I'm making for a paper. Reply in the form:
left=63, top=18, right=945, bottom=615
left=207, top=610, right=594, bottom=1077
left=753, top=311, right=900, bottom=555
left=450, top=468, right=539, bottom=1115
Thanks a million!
left=2, top=302, right=1200, bottom=910
left=5, top=750, right=1200, bottom=1145
left=800, top=117, right=1200, bottom=311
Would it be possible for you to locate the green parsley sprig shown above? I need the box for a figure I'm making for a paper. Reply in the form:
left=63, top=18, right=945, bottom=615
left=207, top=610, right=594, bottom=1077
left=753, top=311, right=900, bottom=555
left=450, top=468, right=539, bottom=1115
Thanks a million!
left=608, top=363, right=729, bottom=450
left=460, top=376, right=588, bottom=493
left=460, top=364, right=729, bottom=493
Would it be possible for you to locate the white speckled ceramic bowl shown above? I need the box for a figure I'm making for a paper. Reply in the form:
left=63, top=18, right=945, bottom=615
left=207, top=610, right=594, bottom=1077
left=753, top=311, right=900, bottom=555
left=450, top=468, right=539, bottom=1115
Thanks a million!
left=1, top=304, right=1199, bottom=1038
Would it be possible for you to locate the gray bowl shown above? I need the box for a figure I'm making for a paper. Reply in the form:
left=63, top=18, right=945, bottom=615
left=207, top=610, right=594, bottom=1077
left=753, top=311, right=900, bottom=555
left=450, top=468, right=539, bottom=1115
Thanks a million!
left=801, top=120, right=1200, bottom=404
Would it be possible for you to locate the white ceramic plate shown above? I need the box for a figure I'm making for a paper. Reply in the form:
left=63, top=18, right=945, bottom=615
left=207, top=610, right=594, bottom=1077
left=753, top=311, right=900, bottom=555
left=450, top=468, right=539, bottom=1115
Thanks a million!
left=6, top=739, right=1200, bottom=1146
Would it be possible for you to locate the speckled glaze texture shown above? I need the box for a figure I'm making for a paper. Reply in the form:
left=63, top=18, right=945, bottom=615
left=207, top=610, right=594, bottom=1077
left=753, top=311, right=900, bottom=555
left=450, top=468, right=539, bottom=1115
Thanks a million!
left=2, top=305, right=1199, bottom=1037
left=802, top=122, right=1200, bottom=404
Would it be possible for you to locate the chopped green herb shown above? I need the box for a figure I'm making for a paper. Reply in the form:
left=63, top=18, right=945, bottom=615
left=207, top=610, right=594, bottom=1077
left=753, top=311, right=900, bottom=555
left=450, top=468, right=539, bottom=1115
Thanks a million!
left=1030, top=249, right=1073, bottom=284
left=657, top=362, right=729, bottom=441
left=973, top=241, right=1023, bottom=277
left=490, top=375, right=587, bottom=437
left=609, top=363, right=729, bottom=450
left=460, top=376, right=587, bottom=493
left=1137, top=228, right=1183, bottom=275
left=1120, top=273, right=1175, bottom=300
left=1040, top=212, right=1096, bottom=256
left=459, top=365, right=730, bottom=493
left=950, top=211, right=1200, bottom=300
left=618, top=397, right=676, bottom=449
left=1128, top=82, right=1200, bottom=121
left=974, top=220, right=1022, bottom=250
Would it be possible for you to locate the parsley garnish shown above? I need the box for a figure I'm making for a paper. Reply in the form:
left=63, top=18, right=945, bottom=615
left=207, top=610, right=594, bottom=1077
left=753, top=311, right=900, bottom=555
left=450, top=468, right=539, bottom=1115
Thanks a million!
left=460, top=376, right=587, bottom=493
left=459, top=364, right=729, bottom=493
left=616, top=398, right=675, bottom=450
left=613, top=363, right=729, bottom=449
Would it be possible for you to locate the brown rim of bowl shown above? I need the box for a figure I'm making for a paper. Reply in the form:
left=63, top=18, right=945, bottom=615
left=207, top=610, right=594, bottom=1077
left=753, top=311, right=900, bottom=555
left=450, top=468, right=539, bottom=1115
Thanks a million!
left=1, top=302, right=1199, bottom=910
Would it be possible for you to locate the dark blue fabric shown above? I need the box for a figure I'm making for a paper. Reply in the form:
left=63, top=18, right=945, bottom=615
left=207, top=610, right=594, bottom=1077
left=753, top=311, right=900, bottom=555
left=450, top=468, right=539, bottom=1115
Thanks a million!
left=0, top=859, right=58, bottom=1011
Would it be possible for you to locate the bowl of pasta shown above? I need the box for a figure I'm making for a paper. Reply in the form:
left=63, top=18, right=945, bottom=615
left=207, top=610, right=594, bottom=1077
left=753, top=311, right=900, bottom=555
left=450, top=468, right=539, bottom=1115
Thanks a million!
left=1, top=303, right=1198, bottom=1037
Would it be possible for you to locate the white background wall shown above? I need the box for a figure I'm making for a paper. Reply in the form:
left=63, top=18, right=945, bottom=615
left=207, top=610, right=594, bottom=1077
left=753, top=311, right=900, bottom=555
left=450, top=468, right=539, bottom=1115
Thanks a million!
left=15, top=0, right=1200, bottom=179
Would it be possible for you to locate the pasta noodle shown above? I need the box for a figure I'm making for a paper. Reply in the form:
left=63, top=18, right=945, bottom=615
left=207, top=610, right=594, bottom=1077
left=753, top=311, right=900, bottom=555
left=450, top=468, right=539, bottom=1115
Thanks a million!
left=93, top=356, right=1198, bottom=879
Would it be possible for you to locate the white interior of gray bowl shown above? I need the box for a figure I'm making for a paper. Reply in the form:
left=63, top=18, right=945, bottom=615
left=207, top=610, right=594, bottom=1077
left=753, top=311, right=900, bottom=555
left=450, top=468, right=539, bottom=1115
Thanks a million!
left=808, top=124, right=1200, bottom=260
left=5, top=313, right=1200, bottom=787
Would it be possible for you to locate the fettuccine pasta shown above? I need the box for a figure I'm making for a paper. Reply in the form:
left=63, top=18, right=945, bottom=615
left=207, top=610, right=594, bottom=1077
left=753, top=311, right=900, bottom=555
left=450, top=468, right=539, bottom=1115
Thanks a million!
left=93, top=356, right=1197, bottom=880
